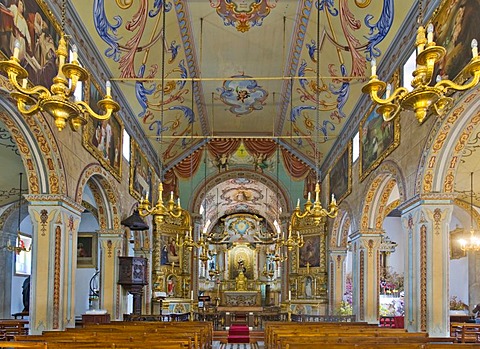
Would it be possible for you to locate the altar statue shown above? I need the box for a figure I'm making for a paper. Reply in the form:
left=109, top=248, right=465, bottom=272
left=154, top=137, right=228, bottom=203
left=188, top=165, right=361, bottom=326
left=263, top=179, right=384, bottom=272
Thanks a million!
left=235, top=271, right=247, bottom=291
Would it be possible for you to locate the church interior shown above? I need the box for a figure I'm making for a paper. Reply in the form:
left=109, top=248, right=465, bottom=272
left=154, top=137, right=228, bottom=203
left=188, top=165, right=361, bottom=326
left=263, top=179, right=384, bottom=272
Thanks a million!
left=1, top=0, right=480, bottom=347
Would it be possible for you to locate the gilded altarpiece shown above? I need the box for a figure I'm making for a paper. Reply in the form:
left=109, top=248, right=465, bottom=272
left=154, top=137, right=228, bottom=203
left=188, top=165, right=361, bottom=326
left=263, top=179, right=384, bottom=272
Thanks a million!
left=287, top=216, right=328, bottom=315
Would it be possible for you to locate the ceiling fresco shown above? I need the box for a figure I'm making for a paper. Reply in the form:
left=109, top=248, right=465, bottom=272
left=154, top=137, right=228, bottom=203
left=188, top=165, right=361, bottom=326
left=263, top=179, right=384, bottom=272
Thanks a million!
left=72, top=0, right=412, bottom=171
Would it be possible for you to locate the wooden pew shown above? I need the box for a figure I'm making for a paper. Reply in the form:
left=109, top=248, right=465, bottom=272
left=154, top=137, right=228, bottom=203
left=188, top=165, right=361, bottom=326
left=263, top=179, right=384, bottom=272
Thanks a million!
left=0, top=343, right=46, bottom=349
left=0, top=320, right=29, bottom=340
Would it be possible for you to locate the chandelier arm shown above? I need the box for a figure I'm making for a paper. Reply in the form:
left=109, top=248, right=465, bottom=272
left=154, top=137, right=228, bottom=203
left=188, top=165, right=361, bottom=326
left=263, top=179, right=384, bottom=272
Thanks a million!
left=435, top=69, right=480, bottom=92
left=14, top=98, right=41, bottom=116
left=7, top=71, right=50, bottom=98
left=75, top=100, right=120, bottom=120
left=371, top=86, right=408, bottom=105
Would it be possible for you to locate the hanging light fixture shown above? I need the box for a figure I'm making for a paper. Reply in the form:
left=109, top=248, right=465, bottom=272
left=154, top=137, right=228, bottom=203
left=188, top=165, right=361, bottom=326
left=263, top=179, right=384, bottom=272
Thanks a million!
left=0, top=0, right=119, bottom=131
left=459, top=172, right=480, bottom=252
left=4, top=173, right=31, bottom=254
left=137, top=3, right=191, bottom=235
left=290, top=2, right=338, bottom=228
left=362, top=1, right=480, bottom=124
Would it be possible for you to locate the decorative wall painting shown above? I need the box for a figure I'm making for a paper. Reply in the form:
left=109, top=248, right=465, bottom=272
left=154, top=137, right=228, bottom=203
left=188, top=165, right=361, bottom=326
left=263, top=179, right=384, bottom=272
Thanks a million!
left=83, top=80, right=123, bottom=181
left=359, top=103, right=400, bottom=181
left=129, top=140, right=153, bottom=201
left=328, top=142, right=352, bottom=204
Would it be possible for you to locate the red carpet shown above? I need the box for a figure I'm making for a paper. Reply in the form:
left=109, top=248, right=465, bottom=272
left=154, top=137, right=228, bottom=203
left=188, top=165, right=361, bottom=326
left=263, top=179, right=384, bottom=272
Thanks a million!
left=228, top=324, right=250, bottom=343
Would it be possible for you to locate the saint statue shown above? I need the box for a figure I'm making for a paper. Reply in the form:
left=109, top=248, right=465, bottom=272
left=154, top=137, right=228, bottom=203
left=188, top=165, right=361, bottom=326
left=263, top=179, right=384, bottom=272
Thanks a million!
left=235, top=271, right=247, bottom=291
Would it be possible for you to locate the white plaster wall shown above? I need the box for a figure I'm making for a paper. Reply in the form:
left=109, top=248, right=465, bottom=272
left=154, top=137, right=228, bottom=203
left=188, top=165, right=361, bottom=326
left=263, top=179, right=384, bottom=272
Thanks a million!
left=383, top=217, right=405, bottom=275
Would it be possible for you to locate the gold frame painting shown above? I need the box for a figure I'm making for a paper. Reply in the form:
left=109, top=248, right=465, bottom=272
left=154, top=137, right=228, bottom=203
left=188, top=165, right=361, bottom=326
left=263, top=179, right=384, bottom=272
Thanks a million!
left=129, top=139, right=154, bottom=201
left=359, top=101, right=400, bottom=182
left=77, top=232, right=97, bottom=268
left=328, top=141, right=352, bottom=204
left=82, top=79, right=123, bottom=181
left=299, top=234, right=321, bottom=268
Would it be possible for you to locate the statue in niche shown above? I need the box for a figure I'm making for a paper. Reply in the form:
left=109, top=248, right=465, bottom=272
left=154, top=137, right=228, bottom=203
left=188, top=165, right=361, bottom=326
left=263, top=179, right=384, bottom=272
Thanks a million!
left=235, top=271, right=247, bottom=291
left=305, top=276, right=312, bottom=298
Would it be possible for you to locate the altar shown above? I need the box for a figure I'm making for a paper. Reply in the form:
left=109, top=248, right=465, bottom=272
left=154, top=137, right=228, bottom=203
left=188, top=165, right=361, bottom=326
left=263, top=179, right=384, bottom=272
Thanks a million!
left=223, top=291, right=258, bottom=306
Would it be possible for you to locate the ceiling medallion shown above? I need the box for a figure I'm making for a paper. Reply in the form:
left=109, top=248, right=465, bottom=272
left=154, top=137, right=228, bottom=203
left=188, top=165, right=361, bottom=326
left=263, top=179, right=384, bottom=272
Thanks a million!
left=210, top=0, right=277, bottom=32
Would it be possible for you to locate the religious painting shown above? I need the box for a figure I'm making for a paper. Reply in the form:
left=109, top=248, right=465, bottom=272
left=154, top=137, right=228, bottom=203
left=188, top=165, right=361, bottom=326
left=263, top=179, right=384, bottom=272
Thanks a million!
left=129, top=140, right=153, bottom=201
left=228, top=244, right=255, bottom=280
left=450, top=226, right=466, bottom=260
left=82, top=80, right=123, bottom=181
left=432, top=0, right=480, bottom=81
left=0, top=0, right=60, bottom=89
left=160, top=234, right=180, bottom=266
left=77, top=232, right=97, bottom=268
left=299, top=235, right=320, bottom=268
left=328, top=141, right=352, bottom=204
left=359, top=102, right=400, bottom=181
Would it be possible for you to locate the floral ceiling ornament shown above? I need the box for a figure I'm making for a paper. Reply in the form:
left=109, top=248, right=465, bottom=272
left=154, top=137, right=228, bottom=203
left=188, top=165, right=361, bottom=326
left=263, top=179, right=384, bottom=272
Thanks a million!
left=209, top=0, right=278, bottom=33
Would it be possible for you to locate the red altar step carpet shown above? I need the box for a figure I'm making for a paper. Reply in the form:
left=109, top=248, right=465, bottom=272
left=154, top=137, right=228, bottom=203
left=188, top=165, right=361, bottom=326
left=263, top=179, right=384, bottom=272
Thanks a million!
left=228, top=324, right=250, bottom=343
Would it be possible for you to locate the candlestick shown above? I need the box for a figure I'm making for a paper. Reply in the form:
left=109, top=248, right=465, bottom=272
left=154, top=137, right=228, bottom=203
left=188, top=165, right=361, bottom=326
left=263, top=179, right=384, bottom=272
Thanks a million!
left=288, top=290, right=291, bottom=301
left=371, top=58, right=376, bottom=77
left=191, top=290, right=194, bottom=300
left=13, top=40, right=20, bottom=60
left=71, top=44, right=78, bottom=62
left=472, top=39, right=478, bottom=58
left=427, top=23, right=434, bottom=44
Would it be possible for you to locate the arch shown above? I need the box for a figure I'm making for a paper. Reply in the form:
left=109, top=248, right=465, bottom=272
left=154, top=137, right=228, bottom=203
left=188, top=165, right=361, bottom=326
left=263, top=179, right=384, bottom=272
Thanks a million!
left=330, top=208, right=352, bottom=249
left=75, top=164, right=122, bottom=230
left=416, top=88, right=480, bottom=195
left=190, top=169, right=291, bottom=229
left=0, top=106, right=67, bottom=195
left=360, top=160, right=406, bottom=230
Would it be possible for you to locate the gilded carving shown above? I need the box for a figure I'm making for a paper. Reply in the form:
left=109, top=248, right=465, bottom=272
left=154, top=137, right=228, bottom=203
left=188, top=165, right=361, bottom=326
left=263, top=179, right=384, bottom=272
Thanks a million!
left=53, top=225, right=62, bottom=329
left=420, top=224, right=427, bottom=332
left=360, top=249, right=364, bottom=320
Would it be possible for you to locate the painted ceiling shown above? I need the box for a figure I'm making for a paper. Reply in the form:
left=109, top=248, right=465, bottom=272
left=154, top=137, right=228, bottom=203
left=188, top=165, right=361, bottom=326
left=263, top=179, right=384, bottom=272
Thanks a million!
left=72, top=0, right=413, bottom=171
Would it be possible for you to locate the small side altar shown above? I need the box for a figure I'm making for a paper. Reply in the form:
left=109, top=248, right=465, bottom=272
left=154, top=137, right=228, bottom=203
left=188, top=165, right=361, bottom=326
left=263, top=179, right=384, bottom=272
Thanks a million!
left=224, top=291, right=258, bottom=306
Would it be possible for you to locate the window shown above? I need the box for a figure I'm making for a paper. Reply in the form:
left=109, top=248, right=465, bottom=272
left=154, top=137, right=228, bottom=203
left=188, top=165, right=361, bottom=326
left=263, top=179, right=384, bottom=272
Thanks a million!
left=402, top=50, right=416, bottom=92
left=123, top=130, right=130, bottom=162
left=352, top=132, right=359, bottom=163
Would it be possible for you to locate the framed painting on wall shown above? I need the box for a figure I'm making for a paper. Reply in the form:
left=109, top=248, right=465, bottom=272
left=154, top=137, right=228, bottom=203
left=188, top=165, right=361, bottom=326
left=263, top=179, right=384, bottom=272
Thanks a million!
left=299, top=235, right=320, bottom=268
left=77, top=232, right=97, bottom=268
left=82, top=80, right=123, bottom=181
left=129, top=139, right=153, bottom=201
left=0, top=0, right=60, bottom=89
left=328, top=141, right=352, bottom=204
left=359, top=102, right=400, bottom=182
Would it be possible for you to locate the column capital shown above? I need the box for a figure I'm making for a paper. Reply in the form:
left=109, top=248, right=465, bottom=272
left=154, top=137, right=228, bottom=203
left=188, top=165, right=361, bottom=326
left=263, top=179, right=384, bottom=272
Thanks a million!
left=349, top=229, right=384, bottom=241
left=25, top=194, right=84, bottom=215
left=398, top=193, right=457, bottom=214
left=97, top=229, right=124, bottom=237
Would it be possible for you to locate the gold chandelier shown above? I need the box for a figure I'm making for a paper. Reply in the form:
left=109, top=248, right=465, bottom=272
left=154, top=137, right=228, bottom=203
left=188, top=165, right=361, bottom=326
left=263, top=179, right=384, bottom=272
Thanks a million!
left=0, top=0, right=119, bottom=132
left=459, top=172, right=480, bottom=252
left=363, top=22, right=480, bottom=124
left=138, top=182, right=192, bottom=232
left=291, top=183, right=338, bottom=227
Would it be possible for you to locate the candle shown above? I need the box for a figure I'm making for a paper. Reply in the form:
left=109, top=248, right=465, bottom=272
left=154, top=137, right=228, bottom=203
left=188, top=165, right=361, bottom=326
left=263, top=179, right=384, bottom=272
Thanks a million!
left=427, top=23, right=434, bottom=44
left=371, top=58, right=376, bottom=77
left=106, top=81, right=111, bottom=96
left=296, top=198, right=300, bottom=207
left=385, top=83, right=392, bottom=99
left=13, top=40, right=20, bottom=60
left=307, top=192, right=311, bottom=201
left=472, top=39, right=478, bottom=58
left=288, top=290, right=291, bottom=301
left=191, top=290, right=194, bottom=300
left=22, top=79, right=27, bottom=89
left=71, top=44, right=78, bottom=62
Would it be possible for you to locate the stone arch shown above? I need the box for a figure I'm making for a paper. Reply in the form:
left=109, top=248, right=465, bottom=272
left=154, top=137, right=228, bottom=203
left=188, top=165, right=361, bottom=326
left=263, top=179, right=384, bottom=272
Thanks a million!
left=416, top=88, right=480, bottom=195
left=330, top=207, right=352, bottom=249
left=190, top=169, right=290, bottom=227
left=0, top=106, right=67, bottom=195
left=360, top=160, right=406, bottom=230
left=75, top=164, right=122, bottom=230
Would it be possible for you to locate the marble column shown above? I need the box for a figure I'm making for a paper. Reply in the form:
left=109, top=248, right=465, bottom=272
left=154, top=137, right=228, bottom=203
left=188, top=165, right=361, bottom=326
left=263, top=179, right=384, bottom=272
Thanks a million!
left=350, top=230, right=382, bottom=323
left=329, top=249, right=347, bottom=315
left=400, top=195, right=453, bottom=336
left=26, top=195, right=83, bottom=334
left=98, top=231, right=124, bottom=319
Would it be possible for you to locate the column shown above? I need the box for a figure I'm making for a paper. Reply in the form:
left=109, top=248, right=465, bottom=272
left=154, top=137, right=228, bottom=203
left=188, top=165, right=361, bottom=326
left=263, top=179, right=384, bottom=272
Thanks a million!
left=350, top=230, right=382, bottom=323
left=98, top=230, right=124, bottom=320
left=400, top=196, right=453, bottom=336
left=329, top=250, right=347, bottom=315
left=27, top=195, right=83, bottom=334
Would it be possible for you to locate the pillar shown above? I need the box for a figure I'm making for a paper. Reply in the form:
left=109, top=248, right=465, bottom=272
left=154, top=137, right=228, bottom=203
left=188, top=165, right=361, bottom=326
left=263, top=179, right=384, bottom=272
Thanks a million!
left=400, top=196, right=453, bottom=336
left=98, top=230, right=124, bottom=320
left=350, top=230, right=382, bottom=323
left=26, top=195, right=83, bottom=334
left=329, top=249, right=347, bottom=315
left=0, top=231, right=16, bottom=318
